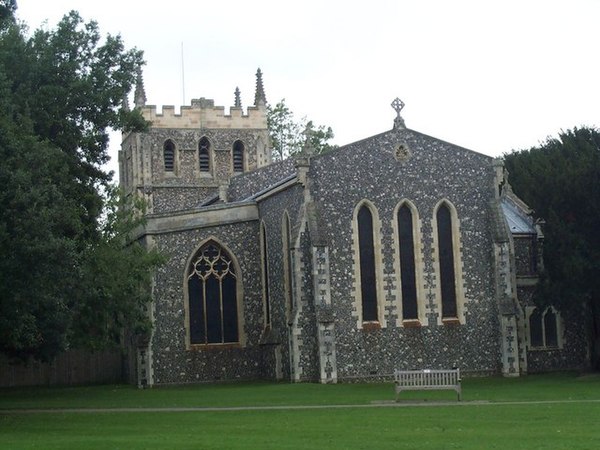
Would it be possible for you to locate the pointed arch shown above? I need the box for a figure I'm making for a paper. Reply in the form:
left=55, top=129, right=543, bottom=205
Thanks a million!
left=392, top=200, right=425, bottom=325
left=352, top=200, right=385, bottom=327
left=184, top=238, right=245, bottom=347
left=260, top=221, right=271, bottom=327
left=163, top=139, right=175, bottom=172
left=527, top=306, right=562, bottom=349
left=198, top=136, right=211, bottom=173
left=232, top=140, right=245, bottom=173
left=432, top=199, right=466, bottom=324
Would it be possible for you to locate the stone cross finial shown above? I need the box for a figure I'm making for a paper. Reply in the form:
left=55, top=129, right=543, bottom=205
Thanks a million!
left=392, top=97, right=406, bottom=129
left=234, top=87, right=241, bottom=108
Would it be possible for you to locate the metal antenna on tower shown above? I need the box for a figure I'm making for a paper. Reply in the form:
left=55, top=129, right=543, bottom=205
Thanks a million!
left=181, top=42, right=186, bottom=105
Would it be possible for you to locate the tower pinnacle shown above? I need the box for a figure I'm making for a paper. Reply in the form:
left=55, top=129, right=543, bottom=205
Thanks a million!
left=234, top=87, right=242, bottom=108
left=254, top=68, right=267, bottom=106
left=134, top=69, right=147, bottom=108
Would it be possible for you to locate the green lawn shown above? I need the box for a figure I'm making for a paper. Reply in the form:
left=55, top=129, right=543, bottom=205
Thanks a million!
left=1, top=372, right=600, bottom=449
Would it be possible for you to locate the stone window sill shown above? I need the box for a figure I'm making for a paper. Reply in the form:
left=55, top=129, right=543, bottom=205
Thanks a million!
left=188, top=343, right=241, bottom=351
left=361, top=321, right=381, bottom=332
left=442, top=317, right=461, bottom=326
left=402, top=319, right=422, bottom=328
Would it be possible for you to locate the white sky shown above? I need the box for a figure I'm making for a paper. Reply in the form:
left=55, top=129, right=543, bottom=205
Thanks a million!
left=16, top=0, right=600, bottom=176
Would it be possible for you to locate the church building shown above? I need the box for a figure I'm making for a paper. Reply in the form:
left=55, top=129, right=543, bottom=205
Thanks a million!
left=120, top=70, right=588, bottom=386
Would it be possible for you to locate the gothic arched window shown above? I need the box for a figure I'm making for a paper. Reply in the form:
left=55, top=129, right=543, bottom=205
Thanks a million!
left=529, top=307, right=560, bottom=349
left=163, top=140, right=175, bottom=172
left=436, top=203, right=458, bottom=319
left=358, top=204, right=378, bottom=322
left=398, top=204, right=418, bottom=321
left=187, top=241, right=239, bottom=345
left=233, top=140, right=244, bottom=173
left=199, top=137, right=210, bottom=172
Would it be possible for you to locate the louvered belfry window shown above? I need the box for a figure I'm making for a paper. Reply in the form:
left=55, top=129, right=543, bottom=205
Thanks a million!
left=233, top=140, right=244, bottom=172
left=163, top=140, right=175, bottom=172
left=199, top=137, right=210, bottom=172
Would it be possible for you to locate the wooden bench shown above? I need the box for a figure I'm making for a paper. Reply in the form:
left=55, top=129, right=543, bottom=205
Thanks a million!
left=394, top=368, right=462, bottom=401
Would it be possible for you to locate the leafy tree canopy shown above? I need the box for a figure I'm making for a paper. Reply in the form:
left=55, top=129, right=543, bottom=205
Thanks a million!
left=267, top=98, right=336, bottom=161
left=504, top=127, right=600, bottom=369
left=0, top=9, right=158, bottom=361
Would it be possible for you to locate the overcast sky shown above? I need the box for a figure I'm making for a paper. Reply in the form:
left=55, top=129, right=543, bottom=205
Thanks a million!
left=16, top=0, right=600, bottom=175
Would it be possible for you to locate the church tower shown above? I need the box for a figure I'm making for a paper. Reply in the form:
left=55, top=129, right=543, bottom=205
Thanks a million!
left=119, top=69, right=271, bottom=214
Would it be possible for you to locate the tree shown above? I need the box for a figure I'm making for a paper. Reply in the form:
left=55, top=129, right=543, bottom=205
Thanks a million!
left=504, top=127, right=600, bottom=370
left=267, top=98, right=336, bottom=161
left=0, top=0, right=16, bottom=28
left=0, top=10, right=156, bottom=361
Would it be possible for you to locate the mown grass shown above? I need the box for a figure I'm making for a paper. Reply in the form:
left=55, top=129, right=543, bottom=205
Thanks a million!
left=1, top=372, right=599, bottom=449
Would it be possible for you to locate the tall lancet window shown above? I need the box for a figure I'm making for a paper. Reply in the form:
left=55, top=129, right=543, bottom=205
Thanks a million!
left=233, top=140, right=244, bottom=173
left=282, top=212, right=293, bottom=318
left=199, top=137, right=210, bottom=172
left=398, top=204, right=418, bottom=320
left=163, top=140, right=175, bottom=172
left=358, top=204, right=378, bottom=321
left=187, top=241, right=239, bottom=345
left=260, top=222, right=271, bottom=327
left=436, top=203, right=458, bottom=318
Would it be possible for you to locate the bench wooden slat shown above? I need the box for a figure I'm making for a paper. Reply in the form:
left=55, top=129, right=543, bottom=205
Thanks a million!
left=394, top=369, right=461, bottom=401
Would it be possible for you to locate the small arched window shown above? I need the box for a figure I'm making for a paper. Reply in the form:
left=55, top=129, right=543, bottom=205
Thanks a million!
left=199, top=137, right=210, bottom=172
left=530, top=307, right=560, bottom=349
left=358, top=204, right=378, bottom=322
left=187, top=241, right=239, bottom=345
left=436, top=203, right=457, bottom=319
left=233, top=140, right=244, bottom=173
left=163, top=140, right=175, bottom=172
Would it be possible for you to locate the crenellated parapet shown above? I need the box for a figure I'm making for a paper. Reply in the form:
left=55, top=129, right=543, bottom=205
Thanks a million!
left=140, top=99, right=268, bottom=130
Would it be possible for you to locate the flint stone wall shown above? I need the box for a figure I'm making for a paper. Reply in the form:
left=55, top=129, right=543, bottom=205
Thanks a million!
left=308, top=128, right=502, bottom=377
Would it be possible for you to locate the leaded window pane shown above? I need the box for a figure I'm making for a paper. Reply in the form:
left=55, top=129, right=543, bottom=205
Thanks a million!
left=205, top=276, right=222, bottom=343
left=188, top=276, right=205, bottom=344
left=529, top=308, right=543, bottom=347
left=358, top=205, right=378, bottom=321
left=222, top=275, right=239, bottom=343
left=544, top=309, right=558, bottom=347
left=437, top=204, right=457, bottom=318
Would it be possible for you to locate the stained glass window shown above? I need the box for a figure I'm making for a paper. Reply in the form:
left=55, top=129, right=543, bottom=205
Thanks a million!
left=188, top=242, right=238, bottom=345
